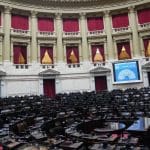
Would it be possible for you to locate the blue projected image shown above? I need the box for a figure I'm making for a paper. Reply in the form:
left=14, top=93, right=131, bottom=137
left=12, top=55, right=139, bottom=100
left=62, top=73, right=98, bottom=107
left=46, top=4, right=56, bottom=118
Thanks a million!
left=113, top=61, right=140, bottom=83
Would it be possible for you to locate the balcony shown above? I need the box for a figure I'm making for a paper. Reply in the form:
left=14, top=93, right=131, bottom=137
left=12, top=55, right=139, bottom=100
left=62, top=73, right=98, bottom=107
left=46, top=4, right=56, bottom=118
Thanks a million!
left=112, top=27, right=131, bottom=35
left=37, top=31, right=56, bottom=38
left=40, top=64, right=55, bottom=69
left=63, top=31, right=81, bottom=38
left=138, top=22, right=150, bottom=31
left=92, top=61, right=106, bottom=67
left=14, top=64, right=30, bottom=69
left=87, top=30, right=105, bottom=37
left=10, top=28, right=31, bottom=37
left=67, top=63, right=81, bottom=68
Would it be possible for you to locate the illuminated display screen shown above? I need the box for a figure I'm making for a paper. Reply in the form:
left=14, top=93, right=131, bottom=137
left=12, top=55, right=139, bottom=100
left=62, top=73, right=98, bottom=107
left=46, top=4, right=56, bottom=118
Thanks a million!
left=113, top=61, right=140, bottom=83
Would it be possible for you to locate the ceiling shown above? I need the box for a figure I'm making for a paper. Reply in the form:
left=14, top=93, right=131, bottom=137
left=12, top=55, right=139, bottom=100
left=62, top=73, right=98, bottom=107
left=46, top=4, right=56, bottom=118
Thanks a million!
left=1, top=0, right=147, bottom=11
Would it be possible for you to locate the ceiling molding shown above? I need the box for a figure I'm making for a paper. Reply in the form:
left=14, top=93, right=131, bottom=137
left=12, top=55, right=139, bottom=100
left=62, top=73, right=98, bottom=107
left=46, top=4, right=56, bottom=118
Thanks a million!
left=0, top=0, right=148, bottom=12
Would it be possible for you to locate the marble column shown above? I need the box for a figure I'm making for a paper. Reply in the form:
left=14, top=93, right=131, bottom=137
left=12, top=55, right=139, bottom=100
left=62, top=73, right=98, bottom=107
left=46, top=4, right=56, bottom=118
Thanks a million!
left=80, top=13, right=88, bottom=62
left=55, top=13, right=63, bottom=63
left=104, top=11, right=114, bottom=60
left=3, top=6, right=11, bottom=62
left=128, top=6, right=140, bottom=57
left=31, top=11, right=37, bottom=63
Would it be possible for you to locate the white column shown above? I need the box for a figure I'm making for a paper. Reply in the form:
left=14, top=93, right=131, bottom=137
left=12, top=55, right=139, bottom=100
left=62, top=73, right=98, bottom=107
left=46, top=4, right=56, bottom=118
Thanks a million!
left=88, top=42, right=92, bottom=62
left=55, top=13, right=63, bottom=63
left=128, top=6, right=140, bottom=57
left=139, top=35, right=145, bottom=57
left=104, top=11, right=114, bottom=60
left=80, top=13, right=88, bottom=62
left=104, top=41, right=108, bottom=60
left=53, top=43, right=57, bottom=63
left=0, top=37, right=3, bottom=62
left=3, top=6, right=11, bottom=62
left=31, top=11, right=37, bottom=63
left=113, top=40, right=118, bottom=60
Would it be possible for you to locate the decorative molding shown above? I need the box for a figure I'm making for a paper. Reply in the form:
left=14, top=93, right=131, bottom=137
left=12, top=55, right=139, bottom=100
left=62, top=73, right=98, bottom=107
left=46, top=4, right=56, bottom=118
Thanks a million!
left=90, top=66, right=111, bottom=74
left=1, top=0, right=147, bottom=12
left=0, top=70, right=6, bottom=76
left=39, top=69, right=60, bottom=76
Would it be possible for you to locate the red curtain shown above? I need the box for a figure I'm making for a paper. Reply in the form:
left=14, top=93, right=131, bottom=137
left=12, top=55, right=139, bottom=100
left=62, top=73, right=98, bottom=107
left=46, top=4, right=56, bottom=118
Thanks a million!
left=112, top=13, right=129, bottom=28
left=11, top=14, right=29, bottom=30
left=137, top=8, right=150, bottom=24
left=95, top=76, right=107, bottom=92
left=87, top=17, right=104, bottom=31
left=38, top=17, right=54, bottom=31
left=66, top=46, right=79, bottom=64
left=63, top=18, right=79, bottom=32
left=91, top=44, right=105, bottom=62
left=13, top=45, right=27, bottom=64
left=40, top=46, right=53, bottom=64
left=43, top=79, right=55, bottom=98
left=143, top=38, right=150, bottom=56
left=117, top=41, right=131, bottom=59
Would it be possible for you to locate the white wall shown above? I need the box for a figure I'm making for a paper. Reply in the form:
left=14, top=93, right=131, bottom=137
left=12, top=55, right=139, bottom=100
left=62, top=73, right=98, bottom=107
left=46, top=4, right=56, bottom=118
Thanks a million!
left=57, top=76, right=92, bottom=93
left=6, top=79, right=39, bottom=96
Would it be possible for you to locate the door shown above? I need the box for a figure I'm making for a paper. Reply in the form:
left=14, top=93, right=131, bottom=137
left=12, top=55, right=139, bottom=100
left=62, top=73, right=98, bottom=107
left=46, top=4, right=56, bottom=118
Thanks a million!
left=43, top=79, right=55, bottom=97
left=95, top=76, right=107, bottom=92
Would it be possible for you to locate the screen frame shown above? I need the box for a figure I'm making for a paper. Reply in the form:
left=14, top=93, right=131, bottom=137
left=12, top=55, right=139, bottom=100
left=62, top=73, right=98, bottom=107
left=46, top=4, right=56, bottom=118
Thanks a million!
left=112, top=60, right=142, bottom=84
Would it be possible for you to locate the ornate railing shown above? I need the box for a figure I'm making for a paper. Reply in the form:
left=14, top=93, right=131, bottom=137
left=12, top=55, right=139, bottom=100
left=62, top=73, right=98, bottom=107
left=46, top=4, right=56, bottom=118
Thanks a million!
left=41, top=64, right=55, bottom=69
left=37, top=31, right=56, bottom=37
left=63, top=31, right=81, bottom=38
left=11, top=28, right=30, bottom=36
left=14, top=64, right=30, bottom=69
left=67, top=63, right=81, bottom=68
left=138, top=22, right=150, bottom=31
left=112, top=27, right=131, bottom=34
left=87, top=30, right=105, bottom=36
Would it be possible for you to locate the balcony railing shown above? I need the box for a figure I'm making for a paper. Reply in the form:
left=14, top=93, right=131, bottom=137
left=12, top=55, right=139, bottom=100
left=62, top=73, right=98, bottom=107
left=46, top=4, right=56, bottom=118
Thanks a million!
left=67, top=63, right=81, bottom=68
left=11, top=28, right=30, bottom=36
left=138, top=22, right=150, bottom=31
left=41, top=64, right=55, bottom=69
left=37, top=31, right=56, bottom=38
left=87, top=30, right=105, bottom=36
left=112, top=27, right=131, bottom=34
left=92, top=61, right=106, bottom=67
left=14, top=64, right=30, bottom=69
left=63, top=31, right=81, bottom=38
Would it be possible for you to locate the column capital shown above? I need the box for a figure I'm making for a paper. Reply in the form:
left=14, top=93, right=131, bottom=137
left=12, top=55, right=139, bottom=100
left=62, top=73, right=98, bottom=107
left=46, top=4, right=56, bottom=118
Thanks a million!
left=31, top=10, right=37, bottom=18
left=103, top=10, right=110, bottom=17
left=4, top=6, right=12, bottom=14
left=128, top=6, right=135, bottom=13
left=79, top=12, right=86, bottom=19
left=55, top=13, right=62, bottom=20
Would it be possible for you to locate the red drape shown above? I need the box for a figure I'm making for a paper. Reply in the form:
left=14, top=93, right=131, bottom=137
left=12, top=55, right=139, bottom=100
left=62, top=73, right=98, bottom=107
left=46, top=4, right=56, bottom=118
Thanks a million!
left=95, top=76, right=107, bottom=92
left=143, top=38, right=150, bottom=56
left=112, top=13, right=129, bottom=28
left=87, top=17, right=104, bottom=31
left=66, top=46, right=79, bottom=64
left=13, top=45, right=27, bottom=64
left=11, top=14, right=29, bottom=30
left=137, top=8, right=150, bottom=24
left=91, top=44, right=105, bottom=62
left=43, top=79, right=55, bottom=98
left=63, top=18, right=79, bottom=32
left=40, top=46, right=53, bottom=64
left=117, top=41, right=131, bottom=59
left=38, top=17, right=54, bottom=31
